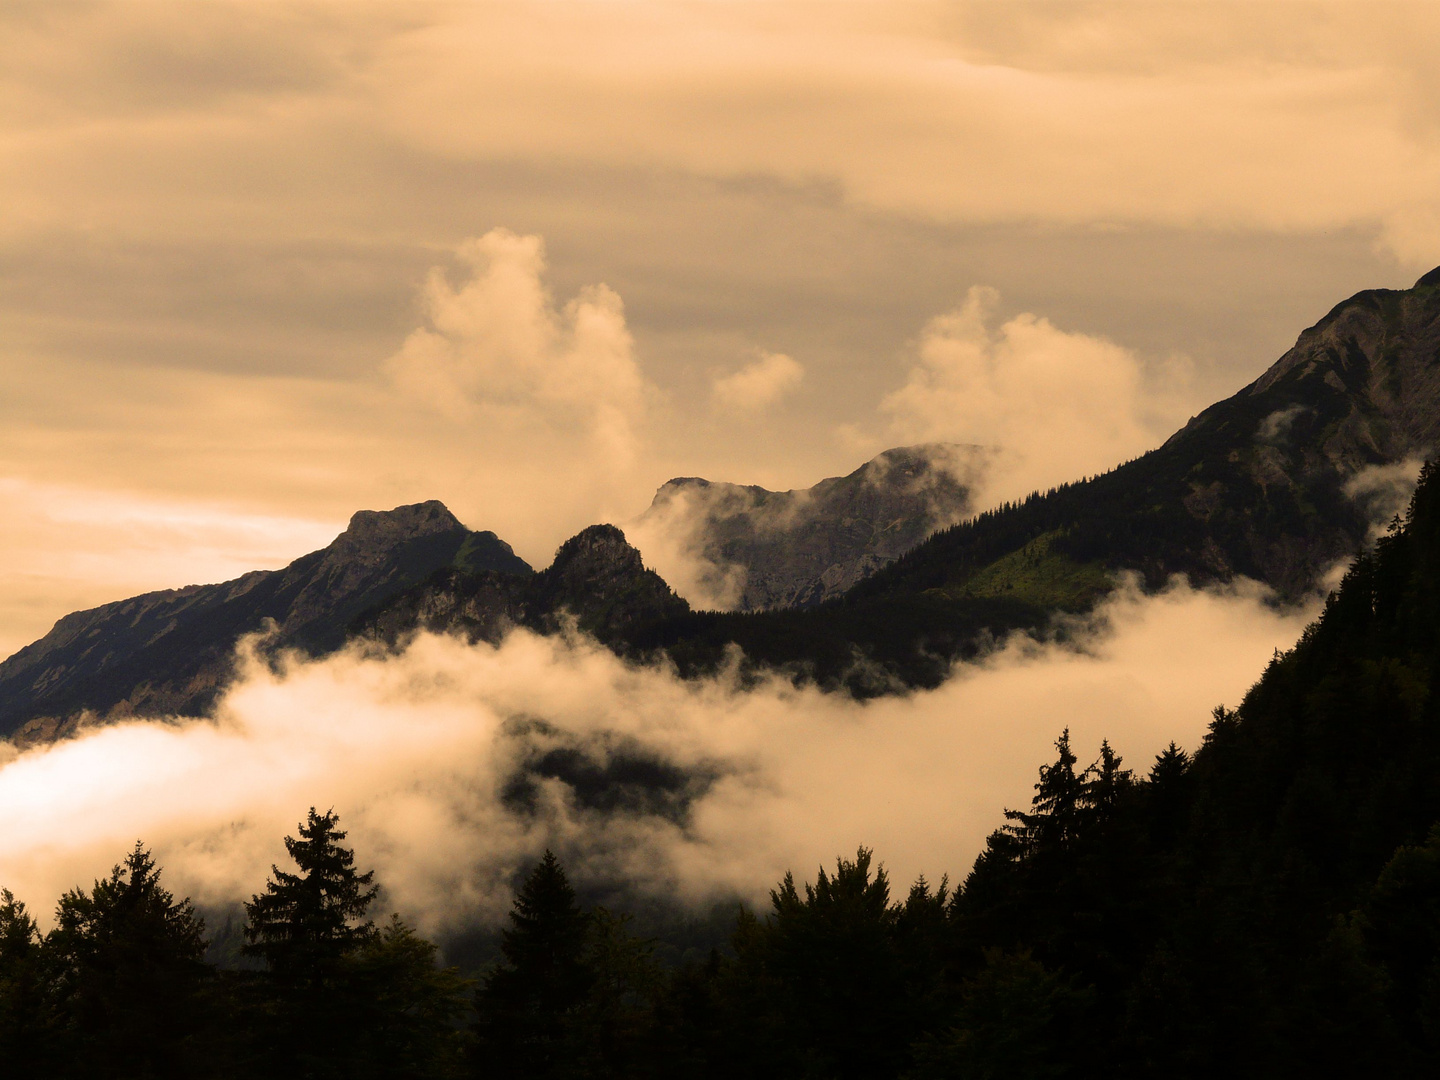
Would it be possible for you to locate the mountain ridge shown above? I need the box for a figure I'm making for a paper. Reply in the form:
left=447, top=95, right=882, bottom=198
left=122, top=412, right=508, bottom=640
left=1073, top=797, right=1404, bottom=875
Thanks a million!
left=0, top=501, right=530, bottom=742
left=623, top=267, right=1440, bottom=692
left=5, top=267, right=1440, bottom=734
left=355, top=523, right=689, bottom=649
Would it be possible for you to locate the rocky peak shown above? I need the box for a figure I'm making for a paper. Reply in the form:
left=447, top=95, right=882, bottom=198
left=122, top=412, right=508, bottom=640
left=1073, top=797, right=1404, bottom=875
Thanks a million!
left=325, top=500, right=467, bottom=567
left=548, top=524, right=646, bottom=580
left=0, top=499, right=527, bottom=739
left=1233, top=277, right=1440, bottom=467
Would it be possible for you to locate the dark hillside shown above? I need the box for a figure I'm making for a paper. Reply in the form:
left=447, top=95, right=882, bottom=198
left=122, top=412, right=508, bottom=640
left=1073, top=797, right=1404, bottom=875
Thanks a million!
left=355, top=523, right=689, bottom=650
left=625, top=270, right=1440, bottom=691
left=0, top=502, right=529, bottom=741
left=938, top=456, right=1440, bottom=1076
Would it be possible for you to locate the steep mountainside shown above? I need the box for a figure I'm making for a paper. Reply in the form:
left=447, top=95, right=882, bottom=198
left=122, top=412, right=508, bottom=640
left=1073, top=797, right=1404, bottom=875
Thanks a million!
left=628, top=268, right=1440, bottom=692
left=0, top=502, right=529, bottom=741
left=639, top=444, right=981, bottom=610
left=936, top=458, right=1440, bottom=1075
left=357, top=524, right=689, bottom=648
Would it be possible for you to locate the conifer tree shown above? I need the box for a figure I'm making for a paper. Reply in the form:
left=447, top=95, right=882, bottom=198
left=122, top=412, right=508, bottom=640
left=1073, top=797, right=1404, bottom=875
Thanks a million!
left=243, top=806, right=378, bottom=977
left=242, top=808, right=380, bottom=1078
left=347, top=914, right=473, bottom=1079
left=45, top=843, right=211, bottom=1078
left=1082, top=739, right=1132, bottom=819
left=0, top=888, right=47, bottom=1071
left=473, top=850, right=592, bottom=1079
left=763, top=849, right=912, bottom=1079
left=1004, top=729, right=1086, bottom=854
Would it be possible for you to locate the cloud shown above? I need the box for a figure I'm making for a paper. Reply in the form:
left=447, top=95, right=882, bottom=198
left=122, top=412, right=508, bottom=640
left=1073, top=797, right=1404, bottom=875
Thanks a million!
left=1256, top=404, right=1309, bottom=445
left=624, top=484, right=753, bottom=612
left=0, top=575, right=1316, bottom=936
left=386, top=229, right=651, bottom=469
left=712, top=351, right=804, bottom=413
left=882, top=286, right=1193, bottom=505
left=371, top=3, right=1440, bottom=261
left=1344, top=457, right=1427, bottom=541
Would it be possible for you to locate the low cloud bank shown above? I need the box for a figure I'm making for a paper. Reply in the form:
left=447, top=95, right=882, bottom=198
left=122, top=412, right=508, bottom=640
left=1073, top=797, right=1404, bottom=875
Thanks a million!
left=0, top=576, right=1315, bottom=934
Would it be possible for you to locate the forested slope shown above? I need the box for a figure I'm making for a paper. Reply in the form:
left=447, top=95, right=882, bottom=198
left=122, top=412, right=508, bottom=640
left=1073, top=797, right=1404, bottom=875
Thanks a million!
left=629, top=271, right=1440, bottom=692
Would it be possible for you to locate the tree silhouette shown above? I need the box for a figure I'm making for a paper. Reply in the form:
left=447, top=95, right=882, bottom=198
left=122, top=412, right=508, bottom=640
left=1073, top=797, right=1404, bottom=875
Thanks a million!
left=0, top=888, right=47, bottom=1071
left=243, top=806, right=378, bottom=976
left=45, top=843, right=211, bottom=1078
left=243, top=807, right=380, bottom=1078
left=473, top=850, right=592, bottom=1079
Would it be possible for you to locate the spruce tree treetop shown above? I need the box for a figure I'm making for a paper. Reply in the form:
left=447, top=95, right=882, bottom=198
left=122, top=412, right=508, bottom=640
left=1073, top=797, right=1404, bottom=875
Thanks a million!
left=497, top=849, right=590, bottom=996
left=243, top=807, right=378, bottom=976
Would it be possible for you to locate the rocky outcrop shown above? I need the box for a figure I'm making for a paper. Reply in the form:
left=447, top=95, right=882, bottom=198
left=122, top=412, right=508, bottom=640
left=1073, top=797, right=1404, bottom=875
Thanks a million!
left=0, top=501, right=530, bottom=741
left=639, top=444, right=983, bottom=611
left=357, top=524, right=689, bottom=648
left=1134, top=268, right=1440, bottom=596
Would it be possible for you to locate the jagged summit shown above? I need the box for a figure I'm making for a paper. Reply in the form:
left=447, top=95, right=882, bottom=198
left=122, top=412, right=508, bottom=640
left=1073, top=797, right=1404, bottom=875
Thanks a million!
left=616, top=272, right=1440, bottom=694
left=355, top=521, right=687, bottom=650
left=550, top=523, right=644, bottom=575
left=332, top=500, right=466, bottom=561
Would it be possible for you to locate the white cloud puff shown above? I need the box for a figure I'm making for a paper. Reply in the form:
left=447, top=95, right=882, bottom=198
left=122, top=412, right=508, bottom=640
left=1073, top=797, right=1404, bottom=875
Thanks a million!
left=883, top=286, right=1192, bottom=505
left=712, top=351, right=804, bottom=413
left=386, top=229, right=651, bottom=469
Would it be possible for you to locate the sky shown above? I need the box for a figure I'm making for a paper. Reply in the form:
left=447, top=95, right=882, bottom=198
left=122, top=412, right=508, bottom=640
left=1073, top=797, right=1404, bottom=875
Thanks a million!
left=1, top=2, right=1438, bottom=921
left=3, top=1, right=1439, bottom=655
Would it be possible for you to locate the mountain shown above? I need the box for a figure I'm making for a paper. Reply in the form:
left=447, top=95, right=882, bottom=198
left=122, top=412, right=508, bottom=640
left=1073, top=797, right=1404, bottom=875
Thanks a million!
left=0, top=501, right=529, bottom=743
left=6, top=268, right=1439, bottom=734
left=356, top=523, right=689, bottom=648
left=637, top=444, right=982, bottom=611
left=933, top=457, right=1440, bottom=1074
left=626, top=268, right=1440, bottom=692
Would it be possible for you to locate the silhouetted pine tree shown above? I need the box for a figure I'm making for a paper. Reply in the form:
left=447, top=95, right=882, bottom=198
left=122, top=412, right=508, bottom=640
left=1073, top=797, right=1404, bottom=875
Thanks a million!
left=346, top=914, right=473, bottom=1079
left=244, top=806, right=378, bottom=975
left=44, top=843, right=212, bottom=1079
left=472, top=850, right=592, bottom=1079
left=0, top=888, right=49, bottom=1072
left=242, top=807, right=380, bottom=1078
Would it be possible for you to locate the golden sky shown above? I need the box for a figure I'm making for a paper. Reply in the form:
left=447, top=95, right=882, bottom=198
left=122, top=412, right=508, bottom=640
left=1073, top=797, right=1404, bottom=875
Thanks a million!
left=3, top=0, right=1439, bottom=655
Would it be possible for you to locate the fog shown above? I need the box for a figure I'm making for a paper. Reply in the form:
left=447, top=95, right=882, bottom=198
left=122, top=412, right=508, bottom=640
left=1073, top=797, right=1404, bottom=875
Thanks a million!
left=0, top=575, right=1315, bottom=933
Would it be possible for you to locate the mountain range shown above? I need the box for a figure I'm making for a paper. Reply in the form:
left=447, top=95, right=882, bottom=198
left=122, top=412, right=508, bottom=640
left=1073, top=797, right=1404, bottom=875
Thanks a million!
left=3, top=267, right=1439, bottom=739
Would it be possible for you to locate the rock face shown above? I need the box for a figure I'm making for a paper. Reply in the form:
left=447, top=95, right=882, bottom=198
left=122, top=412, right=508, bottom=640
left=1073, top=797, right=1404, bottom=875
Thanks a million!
left=865, top=268, right=1440, bottom=604
left=0, top=501, right=530, bottom=741
left=357, top=524, right=689, bottom=648
left=1144, top=271, right=1440, bottom=594
left=639, top=444, right=983, bottom=611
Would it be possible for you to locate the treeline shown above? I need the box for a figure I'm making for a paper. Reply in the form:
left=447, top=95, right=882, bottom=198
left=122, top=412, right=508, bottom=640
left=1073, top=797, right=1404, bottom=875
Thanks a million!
left=7, top=460, right=1440, bottom=1077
